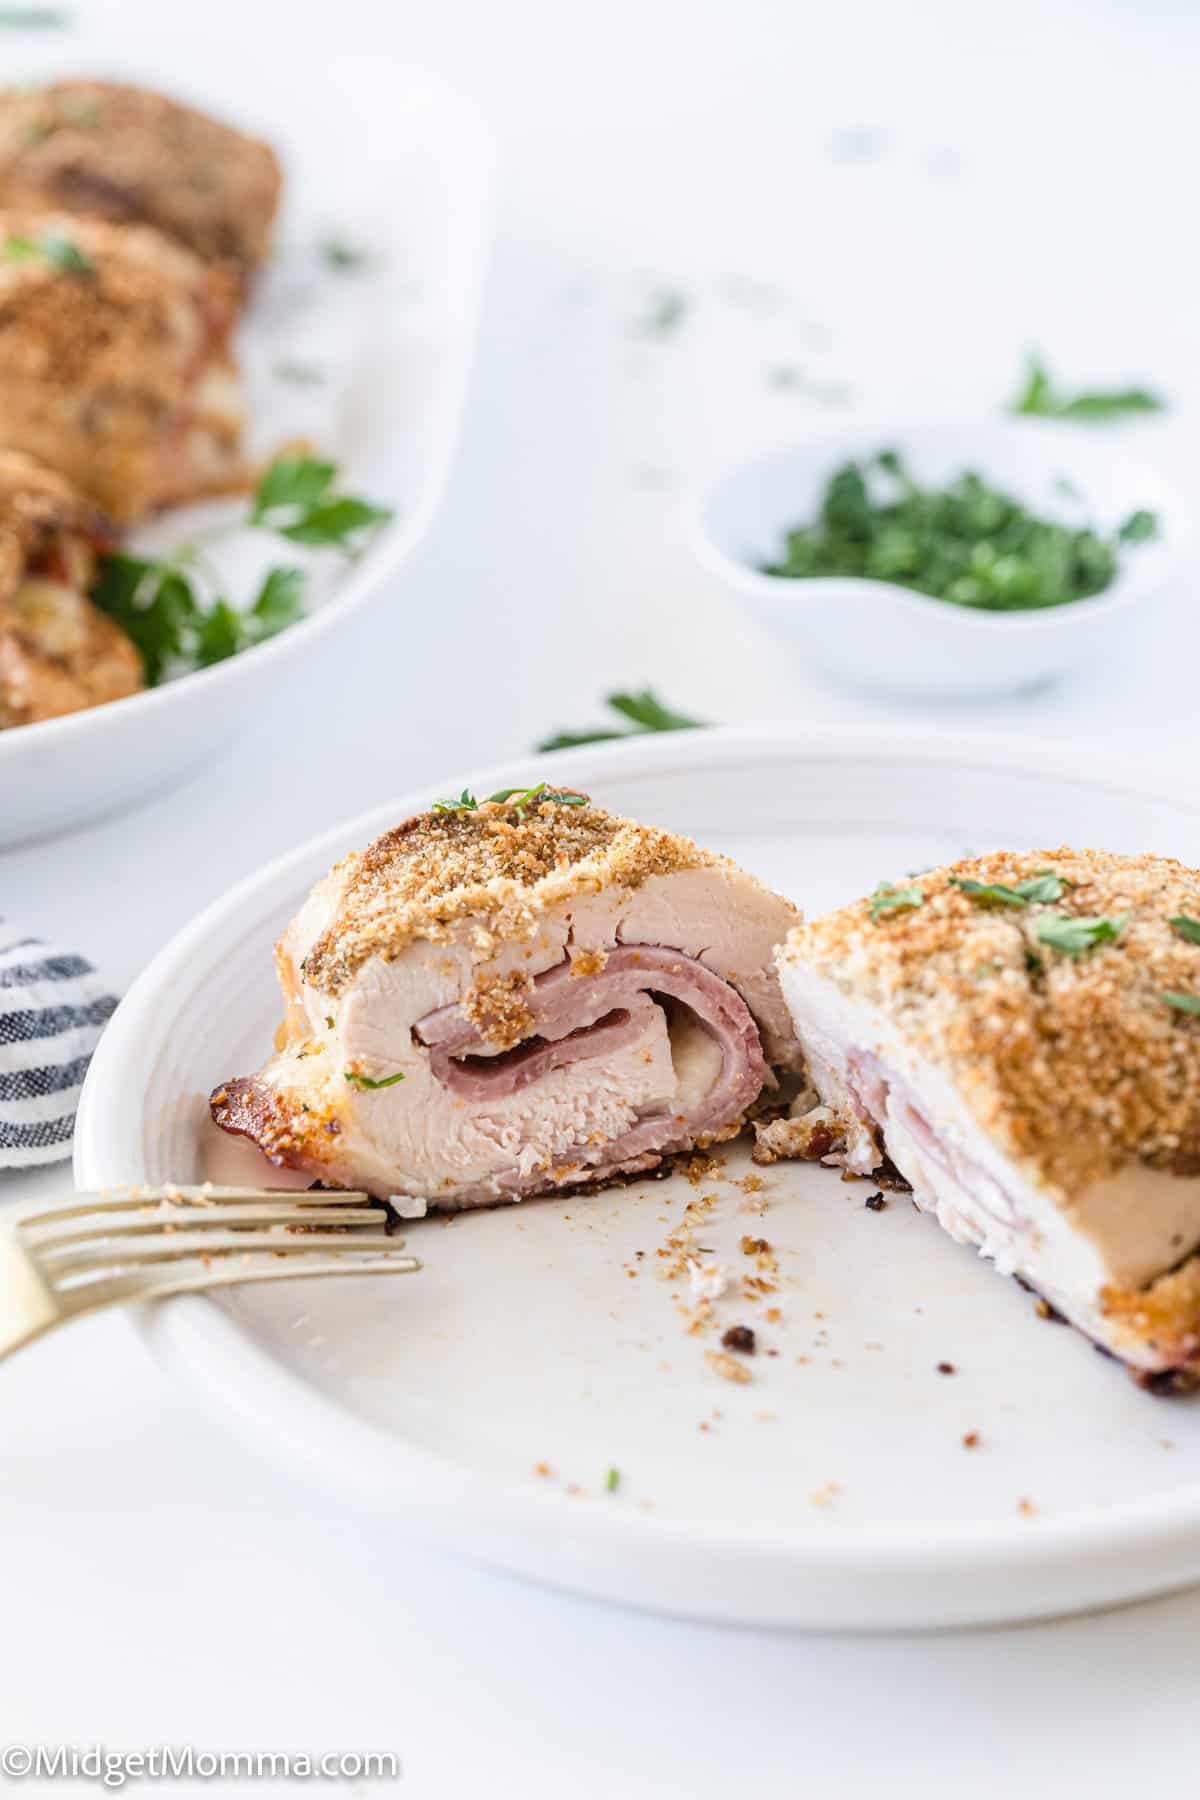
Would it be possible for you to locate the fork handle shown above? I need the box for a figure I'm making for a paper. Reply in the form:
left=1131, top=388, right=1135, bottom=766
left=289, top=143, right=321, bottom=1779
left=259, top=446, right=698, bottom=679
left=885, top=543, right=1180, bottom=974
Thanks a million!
left=0, top=1228, right=60, bottom=1360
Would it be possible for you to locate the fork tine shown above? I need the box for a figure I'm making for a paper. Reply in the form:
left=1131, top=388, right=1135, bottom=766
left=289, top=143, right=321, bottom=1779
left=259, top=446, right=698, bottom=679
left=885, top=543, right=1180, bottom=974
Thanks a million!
left=43, top=1230, right=406, bottom=1280
left=25, top=1186, right=372, bottom=1229
left=31, top=1204, right=388, bottom=1249
left=56, top=1254, right=423, bottom=1323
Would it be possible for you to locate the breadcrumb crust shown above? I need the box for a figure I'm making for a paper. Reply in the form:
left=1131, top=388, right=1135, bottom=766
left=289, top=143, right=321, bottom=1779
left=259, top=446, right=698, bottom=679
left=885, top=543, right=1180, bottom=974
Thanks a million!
left=301, top=798, right=724, bottom=994
left=784, top=847, right=1200, bottom=1197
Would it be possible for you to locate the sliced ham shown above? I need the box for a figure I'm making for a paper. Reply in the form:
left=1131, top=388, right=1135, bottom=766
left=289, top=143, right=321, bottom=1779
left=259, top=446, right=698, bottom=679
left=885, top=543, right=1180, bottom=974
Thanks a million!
left=211, top=794, right=803, bottom=1208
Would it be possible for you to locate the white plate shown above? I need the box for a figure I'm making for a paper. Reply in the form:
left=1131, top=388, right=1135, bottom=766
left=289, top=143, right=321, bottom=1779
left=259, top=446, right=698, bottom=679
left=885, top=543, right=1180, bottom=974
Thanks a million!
left=0, top=55, right=495, bottom=846
left=74, top=727, right=1200, bottom=1631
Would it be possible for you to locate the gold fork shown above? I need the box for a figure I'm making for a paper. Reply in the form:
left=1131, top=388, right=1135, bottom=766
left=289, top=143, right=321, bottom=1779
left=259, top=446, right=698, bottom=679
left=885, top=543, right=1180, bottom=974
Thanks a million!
left=0, top=1185, right=420, bottom=1361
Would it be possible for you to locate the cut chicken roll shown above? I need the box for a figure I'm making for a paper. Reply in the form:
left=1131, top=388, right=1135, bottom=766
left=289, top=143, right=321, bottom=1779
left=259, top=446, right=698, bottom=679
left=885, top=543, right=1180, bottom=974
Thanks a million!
left=211, top=793, right=803, bottom=1208
left=0, top=80, right=281, bottom=287
left=765, top=848, right=1200, bottom=1391
left=0, top=212, right=244, bottom=522
left=0, top=449, right=140, bottom=728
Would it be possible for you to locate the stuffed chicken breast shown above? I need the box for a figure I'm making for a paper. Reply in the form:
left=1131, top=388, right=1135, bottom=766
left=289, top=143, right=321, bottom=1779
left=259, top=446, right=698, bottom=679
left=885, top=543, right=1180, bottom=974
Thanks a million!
left=212, top=791, right=804, bottom=1209
left=0, top=80, right=280, bottom=286
left=765, top=848, right=1200, bottom=1391
left=0, top=212, right=244, bottom=522
left=0, top=448, right=139, bottom=728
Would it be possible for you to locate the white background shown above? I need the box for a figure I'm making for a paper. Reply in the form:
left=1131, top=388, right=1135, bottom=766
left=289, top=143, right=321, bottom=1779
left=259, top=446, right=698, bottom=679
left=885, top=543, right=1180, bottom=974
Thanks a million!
left=4, top=0, right=1200, bottom=1792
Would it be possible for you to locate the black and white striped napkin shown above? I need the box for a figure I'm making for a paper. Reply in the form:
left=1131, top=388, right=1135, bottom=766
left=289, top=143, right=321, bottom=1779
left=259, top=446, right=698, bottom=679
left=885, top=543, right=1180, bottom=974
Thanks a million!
left=0, top=924, right=117, bottom=1169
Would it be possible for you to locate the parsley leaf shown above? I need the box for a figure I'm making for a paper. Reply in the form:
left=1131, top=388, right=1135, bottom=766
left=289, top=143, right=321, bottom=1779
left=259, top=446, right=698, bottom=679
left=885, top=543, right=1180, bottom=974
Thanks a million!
left=869, top=882, right=924, bottom=921
left=90, top=554, right=199, bottom=686
left=1170, top=914, right=1200, bottom=945
left=1163, top=991, right=1200, bottom=1016
left=344, top=1069, right=405, bottom=1090
left=605, top=1467, right=621, bottom=1493
left=1035, top=912, right=1129, bottom=957
left=250, top=456, right=391, bottom=549
left=1011, top=355, right=1164, bottom=423
left=3, top=228, right=93, bottom=274
left=951, top=870, right=1068, bottom=907
left=538, top=688, right=706, bottom=751
left=1117, top=510, right=1158, bottom=544
left=432, top=788, right=479, bottom=814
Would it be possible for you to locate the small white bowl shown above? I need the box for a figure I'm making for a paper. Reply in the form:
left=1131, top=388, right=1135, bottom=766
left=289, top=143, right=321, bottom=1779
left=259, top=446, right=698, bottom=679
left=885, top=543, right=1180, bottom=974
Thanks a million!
left=692, top=418, right=1190, bottom=700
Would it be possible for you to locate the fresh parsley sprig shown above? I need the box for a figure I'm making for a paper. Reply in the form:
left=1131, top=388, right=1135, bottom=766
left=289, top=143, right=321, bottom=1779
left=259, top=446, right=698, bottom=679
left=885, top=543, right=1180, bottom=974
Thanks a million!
left=538, top=688, right=706, bottom=752
left=868, top=882, right=924, bottom=921
left=1011, top=356, right=1165, bottom=423
left=91, top=456, right=389, bottom=686
left=432, top=783, right=589, bottom=821
left=1035, top=912, right=1129, bottom=957
left=249, top=457, right=391, bottom=550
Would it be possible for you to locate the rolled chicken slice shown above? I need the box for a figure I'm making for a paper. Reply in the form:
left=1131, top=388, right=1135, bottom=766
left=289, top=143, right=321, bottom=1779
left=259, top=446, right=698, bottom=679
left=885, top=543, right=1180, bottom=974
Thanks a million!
left=0, top=212, right=244, bottom=522
left=0, top=80, right=281, bottom=288
left=766, top=847, right=1200, bottom=1392
left=0, top=448, right=140, bottom=728
left=211, top=792, right=804, bottom=1208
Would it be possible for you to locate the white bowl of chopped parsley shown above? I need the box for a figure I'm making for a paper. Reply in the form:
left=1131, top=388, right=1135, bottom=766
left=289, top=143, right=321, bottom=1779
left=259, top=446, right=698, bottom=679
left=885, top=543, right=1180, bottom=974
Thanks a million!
left=693, top=419, right=1188, bottom=698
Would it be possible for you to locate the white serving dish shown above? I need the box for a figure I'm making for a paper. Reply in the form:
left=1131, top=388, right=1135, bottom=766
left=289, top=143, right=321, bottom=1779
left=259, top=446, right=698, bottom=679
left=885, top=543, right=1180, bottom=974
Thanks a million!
left=74, top=726, right=1200, bottom=1632
left=0, top=57, right=495, bottom=847
left=693, top=418, right=1189, bottom=700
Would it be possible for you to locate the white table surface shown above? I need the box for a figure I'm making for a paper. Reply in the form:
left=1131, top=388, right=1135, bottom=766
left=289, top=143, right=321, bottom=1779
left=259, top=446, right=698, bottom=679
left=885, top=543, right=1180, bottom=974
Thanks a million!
left=4, top=0, right=1200, bottom=1791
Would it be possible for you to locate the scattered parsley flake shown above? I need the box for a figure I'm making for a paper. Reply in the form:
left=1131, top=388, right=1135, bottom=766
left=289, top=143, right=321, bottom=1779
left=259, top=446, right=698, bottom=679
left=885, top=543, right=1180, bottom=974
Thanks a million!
left=634, top=287, right=689, bottom=338
left=538, top=688, right=705, bottom=751
left=1035, top=911, right=1129, bottom=957
left=1011, top=355, right=1165, bottom=423
left=344, top=1069, right=405, bottom=1090
left=319, top=235, right=372, bottom=272
left=869, top=882, right=924, bottom=921
left=3, top=228, right=93, bottom=274
left=604, top=1467, right=620, bottom=1493
left=1163, top=991, right=1200, bottom=1016
left=1169, top=914, right=1200, bottom=945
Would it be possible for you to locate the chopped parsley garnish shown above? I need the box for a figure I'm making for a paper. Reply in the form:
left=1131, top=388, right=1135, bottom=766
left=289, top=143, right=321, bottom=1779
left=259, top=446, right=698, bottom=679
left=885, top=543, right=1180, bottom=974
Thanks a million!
left=90, top=456, right=387, bottom=685
left=432, top=783, right=588, bottom=820
left=604, top=1466, right=621, bottom=1493
left=951, top=870, right=1069, bottom=907
left=868, top=881, right=924, bottom=921
left=344, top=1069, right=405, bottom=1090
left=1169, top=914, right=1200, bottom=945
left=538, top=688, right=706, bottom=751
left=760, top=450, right=1155, bottom=612
left=1010, top=355, right=1165, bottom=423
left=3, top=228, right=93, bottom=274
left=1035, top=912, right=1129, bottom=957
left=1162, top=991, right=1200, bottom=1016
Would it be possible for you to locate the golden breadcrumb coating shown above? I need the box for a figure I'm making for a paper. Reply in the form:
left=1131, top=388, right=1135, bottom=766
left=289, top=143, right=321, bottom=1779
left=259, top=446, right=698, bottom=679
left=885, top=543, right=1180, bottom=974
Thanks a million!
left=786, top=847, right=1200, bottom=1198
left=0, top=80, right=280, bottom=280
left=0, top=446, right=109, bottom=604
left=0, top=211, right=243, bottom=521
left=0, top=446, right=139, bottom=727
left=301, top=797, right=726, bottom=994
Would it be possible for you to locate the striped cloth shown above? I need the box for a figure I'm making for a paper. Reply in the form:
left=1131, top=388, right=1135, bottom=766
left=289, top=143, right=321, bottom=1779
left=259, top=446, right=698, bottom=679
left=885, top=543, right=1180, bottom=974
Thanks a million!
left=0, top=924, right=117, bottom=1169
